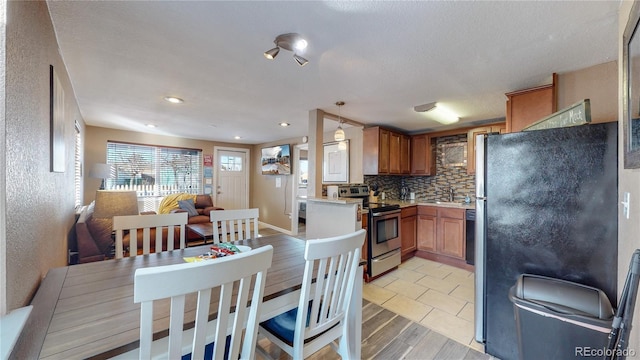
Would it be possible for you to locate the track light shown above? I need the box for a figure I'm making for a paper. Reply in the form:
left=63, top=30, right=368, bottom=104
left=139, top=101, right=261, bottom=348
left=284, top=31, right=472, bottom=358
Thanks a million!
left=264, top=33, right=310, bottom=67
left=264, top=47, right=280, bottom=59
left=293, top=54, right=309, bottom=66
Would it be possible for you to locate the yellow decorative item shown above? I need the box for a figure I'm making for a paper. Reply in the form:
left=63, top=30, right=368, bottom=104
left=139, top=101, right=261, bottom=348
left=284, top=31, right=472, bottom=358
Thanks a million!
left=158, top=193, right=197, bottom=214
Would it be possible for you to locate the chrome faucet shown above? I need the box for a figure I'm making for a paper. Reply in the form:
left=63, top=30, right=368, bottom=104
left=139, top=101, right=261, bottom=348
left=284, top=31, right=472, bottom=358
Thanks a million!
left=448, top=187, right=455, bottom=202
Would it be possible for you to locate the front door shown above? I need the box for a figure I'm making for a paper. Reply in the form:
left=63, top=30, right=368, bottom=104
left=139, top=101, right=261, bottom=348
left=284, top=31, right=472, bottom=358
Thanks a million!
left=214, top=147, right=249, bottom=210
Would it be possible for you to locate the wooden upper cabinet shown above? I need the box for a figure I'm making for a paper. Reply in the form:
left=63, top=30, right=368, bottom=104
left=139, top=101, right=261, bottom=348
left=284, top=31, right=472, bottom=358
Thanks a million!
left=466, top=123, right=505, bottom=175
left=379, top=128, right=390, bottom=173
left=400, top=135, right=411, bottom=174
left=364, top=127, right=387, bottom=175
left=364, top=126, right=408, bottom=175
left=389, top=132, right=401, bottom=174
left=410, top=134, right=436, bottom=176
left=506, top=73, right=557, bottom=133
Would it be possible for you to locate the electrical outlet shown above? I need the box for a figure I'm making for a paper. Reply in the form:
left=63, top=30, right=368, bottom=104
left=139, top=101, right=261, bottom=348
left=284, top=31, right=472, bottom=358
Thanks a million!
left=275, top=177, right=281, bottom=188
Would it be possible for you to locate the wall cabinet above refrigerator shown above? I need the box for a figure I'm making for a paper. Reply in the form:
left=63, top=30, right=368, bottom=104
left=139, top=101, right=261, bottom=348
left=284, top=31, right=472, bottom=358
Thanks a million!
left=505, top=73, right=557, bottom=133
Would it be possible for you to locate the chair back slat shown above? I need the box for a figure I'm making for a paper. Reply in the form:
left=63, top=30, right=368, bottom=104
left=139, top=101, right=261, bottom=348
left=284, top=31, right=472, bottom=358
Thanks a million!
left=113, top=213, right=188, bottom=258
left=210, top=208, right=259, bottom=243
left=133, top=245, right=273, bottom=360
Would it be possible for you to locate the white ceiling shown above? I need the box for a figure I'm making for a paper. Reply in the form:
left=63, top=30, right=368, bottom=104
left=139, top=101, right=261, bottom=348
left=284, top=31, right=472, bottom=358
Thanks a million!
left=47, top=1, right=621, bottom=144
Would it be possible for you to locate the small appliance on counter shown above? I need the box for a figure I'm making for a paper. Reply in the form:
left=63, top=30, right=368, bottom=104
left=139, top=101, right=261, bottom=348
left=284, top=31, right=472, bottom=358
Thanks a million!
left=327, top=185, right=339, bottom=199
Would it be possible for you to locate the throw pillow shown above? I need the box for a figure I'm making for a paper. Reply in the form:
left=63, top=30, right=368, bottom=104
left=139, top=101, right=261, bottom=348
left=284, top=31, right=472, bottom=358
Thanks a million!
left=178, top=199, right=199, bottom=217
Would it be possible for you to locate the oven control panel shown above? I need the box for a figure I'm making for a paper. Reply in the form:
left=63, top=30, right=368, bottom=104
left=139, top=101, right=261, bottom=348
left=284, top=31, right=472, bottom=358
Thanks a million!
left=338, top=185, right=369, bottom=198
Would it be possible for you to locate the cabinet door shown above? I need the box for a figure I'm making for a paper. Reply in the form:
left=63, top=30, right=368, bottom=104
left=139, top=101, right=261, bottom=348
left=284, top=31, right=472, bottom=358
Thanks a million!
left=505, top=75, right=556, bottom=133
left=417, top=215, right=436, bottom=252
left=437, top=216, right=465, bottom=259
left=400, top=135, right=411, bottom=174
left=379, top=129, right=390, bottom=174
left=410, top=134, right=435, bottom=175
left=401, top=215, right=417, bottom=258
left=389, top=131, right=401, bottom=174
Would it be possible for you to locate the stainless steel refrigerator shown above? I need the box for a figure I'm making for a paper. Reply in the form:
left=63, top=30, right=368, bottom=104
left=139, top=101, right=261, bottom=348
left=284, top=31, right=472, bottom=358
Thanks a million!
left=474, top=122, right=618, bottom=360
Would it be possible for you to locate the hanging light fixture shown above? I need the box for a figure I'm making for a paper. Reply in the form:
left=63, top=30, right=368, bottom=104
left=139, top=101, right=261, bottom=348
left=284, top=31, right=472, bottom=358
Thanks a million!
left=264, top=33, right=309, bottom=66
left=334, top=101, right=345, bottom=142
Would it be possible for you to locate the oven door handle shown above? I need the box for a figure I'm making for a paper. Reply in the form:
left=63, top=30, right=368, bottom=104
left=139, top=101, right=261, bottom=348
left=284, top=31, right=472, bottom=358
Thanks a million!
left=372, top=248, right=401, bottom=262
left=371, top=209, right=402, bottom=217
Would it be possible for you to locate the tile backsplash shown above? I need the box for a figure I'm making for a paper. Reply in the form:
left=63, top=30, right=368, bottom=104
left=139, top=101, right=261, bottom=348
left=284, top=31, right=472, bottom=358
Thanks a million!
left=364, top=134, right=475, bottom=202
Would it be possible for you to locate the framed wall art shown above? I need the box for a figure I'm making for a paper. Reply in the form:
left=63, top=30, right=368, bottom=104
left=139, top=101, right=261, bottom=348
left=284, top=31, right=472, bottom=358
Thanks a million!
left=50, top=65, right=65, bottom=172
left=322, top=140, right=349, bottom=183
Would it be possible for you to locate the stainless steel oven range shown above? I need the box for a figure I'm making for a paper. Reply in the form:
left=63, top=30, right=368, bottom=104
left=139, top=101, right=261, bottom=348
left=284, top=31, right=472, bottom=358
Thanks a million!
left=367, top=203, right=401, bottom=277
left=337, top=184, right=401, bottom=278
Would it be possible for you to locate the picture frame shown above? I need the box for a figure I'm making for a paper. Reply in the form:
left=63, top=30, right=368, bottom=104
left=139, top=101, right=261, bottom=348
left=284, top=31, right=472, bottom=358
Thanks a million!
left=322, top=140, right=349, bottom=183
left=50, top=65, right=65, bottom=172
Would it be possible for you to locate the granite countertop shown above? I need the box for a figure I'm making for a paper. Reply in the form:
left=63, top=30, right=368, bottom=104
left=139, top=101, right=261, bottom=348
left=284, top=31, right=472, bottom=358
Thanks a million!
left=378, top=199, right=475, bottom=210
left=306, top=197, right=364, bottom=205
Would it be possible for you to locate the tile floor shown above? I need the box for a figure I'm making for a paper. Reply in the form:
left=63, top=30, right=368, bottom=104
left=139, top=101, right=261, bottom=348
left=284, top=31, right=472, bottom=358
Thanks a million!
left=362, top=256, right=485, bottom=354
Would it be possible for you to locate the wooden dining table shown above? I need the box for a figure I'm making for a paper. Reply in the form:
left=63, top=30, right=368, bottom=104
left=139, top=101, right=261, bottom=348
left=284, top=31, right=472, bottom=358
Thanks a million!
left=11, top=234, right=363, bottom=360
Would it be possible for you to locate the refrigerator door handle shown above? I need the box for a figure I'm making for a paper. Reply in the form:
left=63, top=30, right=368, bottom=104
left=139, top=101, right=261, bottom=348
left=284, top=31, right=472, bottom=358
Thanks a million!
left=474, top=133, right=487, bottom=343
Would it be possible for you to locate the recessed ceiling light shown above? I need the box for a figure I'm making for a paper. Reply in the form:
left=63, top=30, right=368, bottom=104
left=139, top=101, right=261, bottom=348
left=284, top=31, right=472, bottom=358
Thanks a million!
left=146, top=124, right=156, bottom=128
left=234, top=136, right=242, bottom=140
left=164, top=96, right=184, bottom=104
left=279, top=122, right=290, bottom=127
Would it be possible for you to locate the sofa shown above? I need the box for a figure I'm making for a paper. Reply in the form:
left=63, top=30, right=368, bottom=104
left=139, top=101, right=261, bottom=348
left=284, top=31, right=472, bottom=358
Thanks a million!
left=75, top=203, right=184, bottom=263
left=158, top=193, right=224, bottom=240
left=76, top=194, right=222, bottom=263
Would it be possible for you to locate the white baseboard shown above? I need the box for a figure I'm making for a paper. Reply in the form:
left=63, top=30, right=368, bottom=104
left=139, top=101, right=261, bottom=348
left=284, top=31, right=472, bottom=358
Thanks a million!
left=258, top=221, right=292, bottom=236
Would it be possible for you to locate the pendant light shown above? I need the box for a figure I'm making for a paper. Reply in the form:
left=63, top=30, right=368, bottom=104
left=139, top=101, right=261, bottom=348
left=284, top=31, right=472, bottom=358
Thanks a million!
left=334, top=101, right=345, bottom=142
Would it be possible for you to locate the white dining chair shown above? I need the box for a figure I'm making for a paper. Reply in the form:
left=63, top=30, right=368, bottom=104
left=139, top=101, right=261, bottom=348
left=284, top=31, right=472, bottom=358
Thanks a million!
left=0, top=305, right=33, bottom=360
left=210, top=208, right=259, bottom=243
left=113, top=212, right=188, bottom=258
left=257, top=229, right=366, bottom=359
left=123, top=245, right=273, bottom=360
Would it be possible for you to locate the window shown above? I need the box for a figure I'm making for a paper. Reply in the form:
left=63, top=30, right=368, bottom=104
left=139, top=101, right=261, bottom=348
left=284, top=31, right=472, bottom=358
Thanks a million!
left=220, top=155, right=243, bottom=171
left=106, top=141, right=202, bottom=196
left=74, top=121, right=82, bottom=209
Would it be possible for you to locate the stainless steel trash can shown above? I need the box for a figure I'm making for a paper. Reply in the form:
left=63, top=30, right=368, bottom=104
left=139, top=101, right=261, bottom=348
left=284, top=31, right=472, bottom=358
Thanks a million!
left=509, top=274, right=615, bottom=360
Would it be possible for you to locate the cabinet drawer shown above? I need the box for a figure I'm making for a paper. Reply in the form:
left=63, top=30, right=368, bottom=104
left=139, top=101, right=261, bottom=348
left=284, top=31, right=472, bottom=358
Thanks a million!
left=437, top=207, right=465, bottom=220
left=418, top=206, right=437, bottom=216
left=401, top=206, right=417, bottom=217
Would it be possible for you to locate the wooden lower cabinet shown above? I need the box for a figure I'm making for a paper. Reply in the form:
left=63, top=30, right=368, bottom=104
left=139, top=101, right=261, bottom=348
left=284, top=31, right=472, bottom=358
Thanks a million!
left=437, top=215, right=465, bottom=259
left=400, top=206, right=417, bottom=260
left=416, top=205, right=469, bottom=270
left=417, top=206, right=437, bottom=252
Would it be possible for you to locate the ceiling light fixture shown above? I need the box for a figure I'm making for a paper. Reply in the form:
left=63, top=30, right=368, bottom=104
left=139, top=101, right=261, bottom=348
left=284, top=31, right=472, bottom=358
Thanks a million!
left=234, top=136, right=241, bottom=140
left=334, top=101, right=346, bottom=142
left=164, top=96, right=184, bottom=104
left=264, top=33, right=309, bottom=66
left=414, top=102, right=460, bottom=124
left=146, top=124, right=156, bottom=128
left=279, top=122, right=290, bottom=127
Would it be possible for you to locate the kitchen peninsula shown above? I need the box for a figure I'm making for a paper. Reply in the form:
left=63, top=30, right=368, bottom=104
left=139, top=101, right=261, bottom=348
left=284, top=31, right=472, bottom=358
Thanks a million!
left=305, top=197, right=364, bottom=239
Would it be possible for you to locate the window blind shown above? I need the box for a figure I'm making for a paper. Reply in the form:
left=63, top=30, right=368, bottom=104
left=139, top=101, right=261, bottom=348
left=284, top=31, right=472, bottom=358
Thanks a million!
left=106, top=141, right=202, bottom=196
left=74, top=121, right=82, bottom=209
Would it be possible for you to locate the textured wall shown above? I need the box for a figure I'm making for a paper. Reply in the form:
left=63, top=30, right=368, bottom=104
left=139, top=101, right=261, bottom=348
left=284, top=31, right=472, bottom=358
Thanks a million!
left=364, top=134, right=476, bottom=202
left=4, top=1, right=80, bottom=310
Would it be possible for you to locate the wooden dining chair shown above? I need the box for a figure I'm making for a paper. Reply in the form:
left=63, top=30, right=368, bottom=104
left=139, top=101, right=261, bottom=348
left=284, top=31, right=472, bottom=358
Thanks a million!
left=122, top=245, right=274, bottom=360
left=210, top=208, right=259, bottom=243
left=113, top=212, right=188, bottom=259
left=257, top=229, right=366, bottom=359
